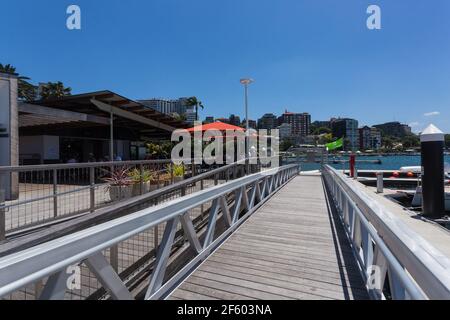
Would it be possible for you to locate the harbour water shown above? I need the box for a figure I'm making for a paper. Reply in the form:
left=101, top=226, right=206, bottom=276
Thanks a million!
left=296, top=155, right=450, bottom=172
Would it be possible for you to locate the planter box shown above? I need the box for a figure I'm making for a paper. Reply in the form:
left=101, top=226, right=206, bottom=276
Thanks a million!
left=131, top=182, right=159, bottom=197
left=109, top=185, right=133, bottom=201
left=173, top=176, right=184, bottom=183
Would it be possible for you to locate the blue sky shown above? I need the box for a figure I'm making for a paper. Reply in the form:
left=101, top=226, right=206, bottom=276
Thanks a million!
left=2, top=0, right=450, bottom=132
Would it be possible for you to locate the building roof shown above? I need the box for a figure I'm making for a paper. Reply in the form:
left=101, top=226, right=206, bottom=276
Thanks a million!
left=21, top=90, right=189, bottom=139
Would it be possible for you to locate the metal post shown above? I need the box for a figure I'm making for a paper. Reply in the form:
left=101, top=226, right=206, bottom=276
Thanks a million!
left=0, top=190, right=5, bottom=241
left=53, top=168, right=58, bottom=218
left=110, top=245, right=119, bottom=272
left=420, top=124, right=445, bottom=218
left=200, top=180, right=204, bottom=219
left=154, top=226, right=159, bottom=249
left=139, top=164, right=144, bottom=195
left=89, top=167, right=95, bottom=212
left=376, top=172, right=384, bottom=194
left=110, top=107, right=114, bottom=161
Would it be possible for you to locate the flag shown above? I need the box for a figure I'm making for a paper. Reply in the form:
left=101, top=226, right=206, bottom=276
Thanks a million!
left=326, top=137, right=343, bottom=151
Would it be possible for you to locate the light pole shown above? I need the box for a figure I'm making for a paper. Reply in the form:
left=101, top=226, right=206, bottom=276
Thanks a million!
left=240, top=78, right=254, bottom=157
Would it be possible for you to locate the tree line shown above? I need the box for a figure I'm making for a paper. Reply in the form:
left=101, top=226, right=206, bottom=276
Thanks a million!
left=1, top=63, right=71, bottom=100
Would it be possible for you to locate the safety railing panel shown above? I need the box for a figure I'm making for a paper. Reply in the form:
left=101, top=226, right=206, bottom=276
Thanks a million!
left=0, top=164, right=299, bottom=300
left=322, top=164, right=450, bottom=300
left=0, top=159, right=258, bottom=239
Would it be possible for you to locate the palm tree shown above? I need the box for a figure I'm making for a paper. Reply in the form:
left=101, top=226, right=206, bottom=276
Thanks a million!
left=0, top=63, right=36, bottom=101
left=186, top=96, right=204, bottom=121
left=40, top=81, right=72, bottom=100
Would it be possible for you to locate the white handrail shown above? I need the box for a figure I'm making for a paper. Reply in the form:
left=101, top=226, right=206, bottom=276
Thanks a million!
left=323, top=165, right=450, bottom=299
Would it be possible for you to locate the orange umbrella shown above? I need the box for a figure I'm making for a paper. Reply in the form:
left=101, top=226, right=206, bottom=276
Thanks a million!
left=186, top=121, right=245, bottom=133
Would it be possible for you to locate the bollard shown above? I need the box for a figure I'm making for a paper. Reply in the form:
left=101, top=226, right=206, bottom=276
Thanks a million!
left=349, top=154, right=356, bottom=178
left=420, top=124, right=445, bottom=218
left=0, top=190, right=5, bottom=240
left=376, top=172, right=384, bottom=193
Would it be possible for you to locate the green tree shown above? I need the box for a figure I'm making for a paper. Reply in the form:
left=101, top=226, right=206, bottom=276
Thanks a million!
left=146, top=142, right=173, bottom=159
left=0, top=63, right=36, bottom=101
left=445, top=134, right=450, bottom=149
left=40, top=81, right=72, bottom=99
left=186, top=96, right=204, bottom=121
left=313, top=127, right=331, bottom=135
left=382, top=136, right=394, bottom=150
left=318, top=133, right=333, bottom=145
left=171, top=113, right=186, bottom=122
left=280, top=139, right=295, bottom=152
left=402, top=134, right=420, bottom=149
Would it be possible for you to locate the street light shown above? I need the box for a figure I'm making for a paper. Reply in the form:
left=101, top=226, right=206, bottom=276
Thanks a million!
left=240, top=78, right=254, bottom=161
left=240, top=78, right=254, bottom=134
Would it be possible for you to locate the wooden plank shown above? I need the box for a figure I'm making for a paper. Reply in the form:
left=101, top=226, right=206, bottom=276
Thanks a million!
left=185, top=276, right=294, bottom=300
left=168, top=175, right=369, bottom=300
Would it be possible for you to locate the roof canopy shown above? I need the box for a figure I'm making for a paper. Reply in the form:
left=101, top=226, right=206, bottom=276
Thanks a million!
left=21, top=90, right=188, bottom=139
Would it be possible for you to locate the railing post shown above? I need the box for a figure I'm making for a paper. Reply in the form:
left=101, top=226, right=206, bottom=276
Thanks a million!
left=152, top=196, right=160, bottom=251
left=0, top=190, right=5, bottom=241
left=53, top=168, right=58, bottom=218
left=110, top=245, right=119, bottom=272
left=89, top=167, right=95, bottom=212
left=376, top=172, right=384, bottom=193
left=139, top=164, right=144, bottom=195
left=200, top=180, right=204, bottom=219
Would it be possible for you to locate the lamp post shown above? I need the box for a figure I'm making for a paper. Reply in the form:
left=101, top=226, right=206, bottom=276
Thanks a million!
left=240, top=78, right=254, bottom=164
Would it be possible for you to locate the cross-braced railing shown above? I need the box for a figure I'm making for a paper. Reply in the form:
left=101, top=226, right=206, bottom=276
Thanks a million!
left=322, top=165, right=450, bottom=300
left=0, top=164, right=299, bottom=300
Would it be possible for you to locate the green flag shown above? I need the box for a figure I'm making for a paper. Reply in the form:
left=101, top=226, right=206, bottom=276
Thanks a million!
left=326, top=137, right=343, bottom=151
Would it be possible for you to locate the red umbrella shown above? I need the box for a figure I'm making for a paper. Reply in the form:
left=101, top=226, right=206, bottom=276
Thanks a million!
left=186, top=121, right=245, bottom=133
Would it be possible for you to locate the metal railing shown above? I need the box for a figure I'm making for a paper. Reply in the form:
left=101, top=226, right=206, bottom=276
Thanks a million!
left=322, top=164, right=450, bottom=300
left=0, top=159, right=245, bottom=239
left=0, top=164, right=299, bottom=300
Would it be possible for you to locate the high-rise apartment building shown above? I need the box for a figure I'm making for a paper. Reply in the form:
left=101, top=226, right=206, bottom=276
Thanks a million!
left=278, top=111, right=311, bottom=137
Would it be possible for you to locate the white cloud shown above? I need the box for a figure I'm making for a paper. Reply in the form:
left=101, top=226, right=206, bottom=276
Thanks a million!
left=409, top=122, right=420, bottom=127
left=424, top=111, right=440, bottom=117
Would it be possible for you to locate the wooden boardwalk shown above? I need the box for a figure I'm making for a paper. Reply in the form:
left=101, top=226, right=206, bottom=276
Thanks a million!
left=168, top=175, right=370, bottom=300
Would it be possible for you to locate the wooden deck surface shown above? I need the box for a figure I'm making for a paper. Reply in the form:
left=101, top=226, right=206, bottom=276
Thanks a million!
left=168, top=175, right=370, bottom=300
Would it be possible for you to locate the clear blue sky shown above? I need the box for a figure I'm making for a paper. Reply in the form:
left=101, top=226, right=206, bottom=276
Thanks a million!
left=2, top=0, right=450, bottom=132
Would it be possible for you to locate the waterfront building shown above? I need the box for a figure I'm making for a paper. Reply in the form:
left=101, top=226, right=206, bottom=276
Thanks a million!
left=204, top=116, right=214, bottom=124
left=185, top=107, right=197, bottom=124
left=331, top=118, right=359, bottom=151
left=312, top=120, right=331, bottom=129
left=228, top=114, right=241, bottom=126
left=257, top=113, right=278, bottom=130
left=139, top=97, right=189, bottom=116
left=278, top=110, right=311, bottom=137
left=215, top=117, right=230, bottom=124
left=278, top=123, right=292, bottom=139
left=359, top=126, right=382, bottom=151
left=373, top=121, right=412, bottom=138
left=242, top=119, right=257, bottom=129
left=15, top=89, right=188, bottom=164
